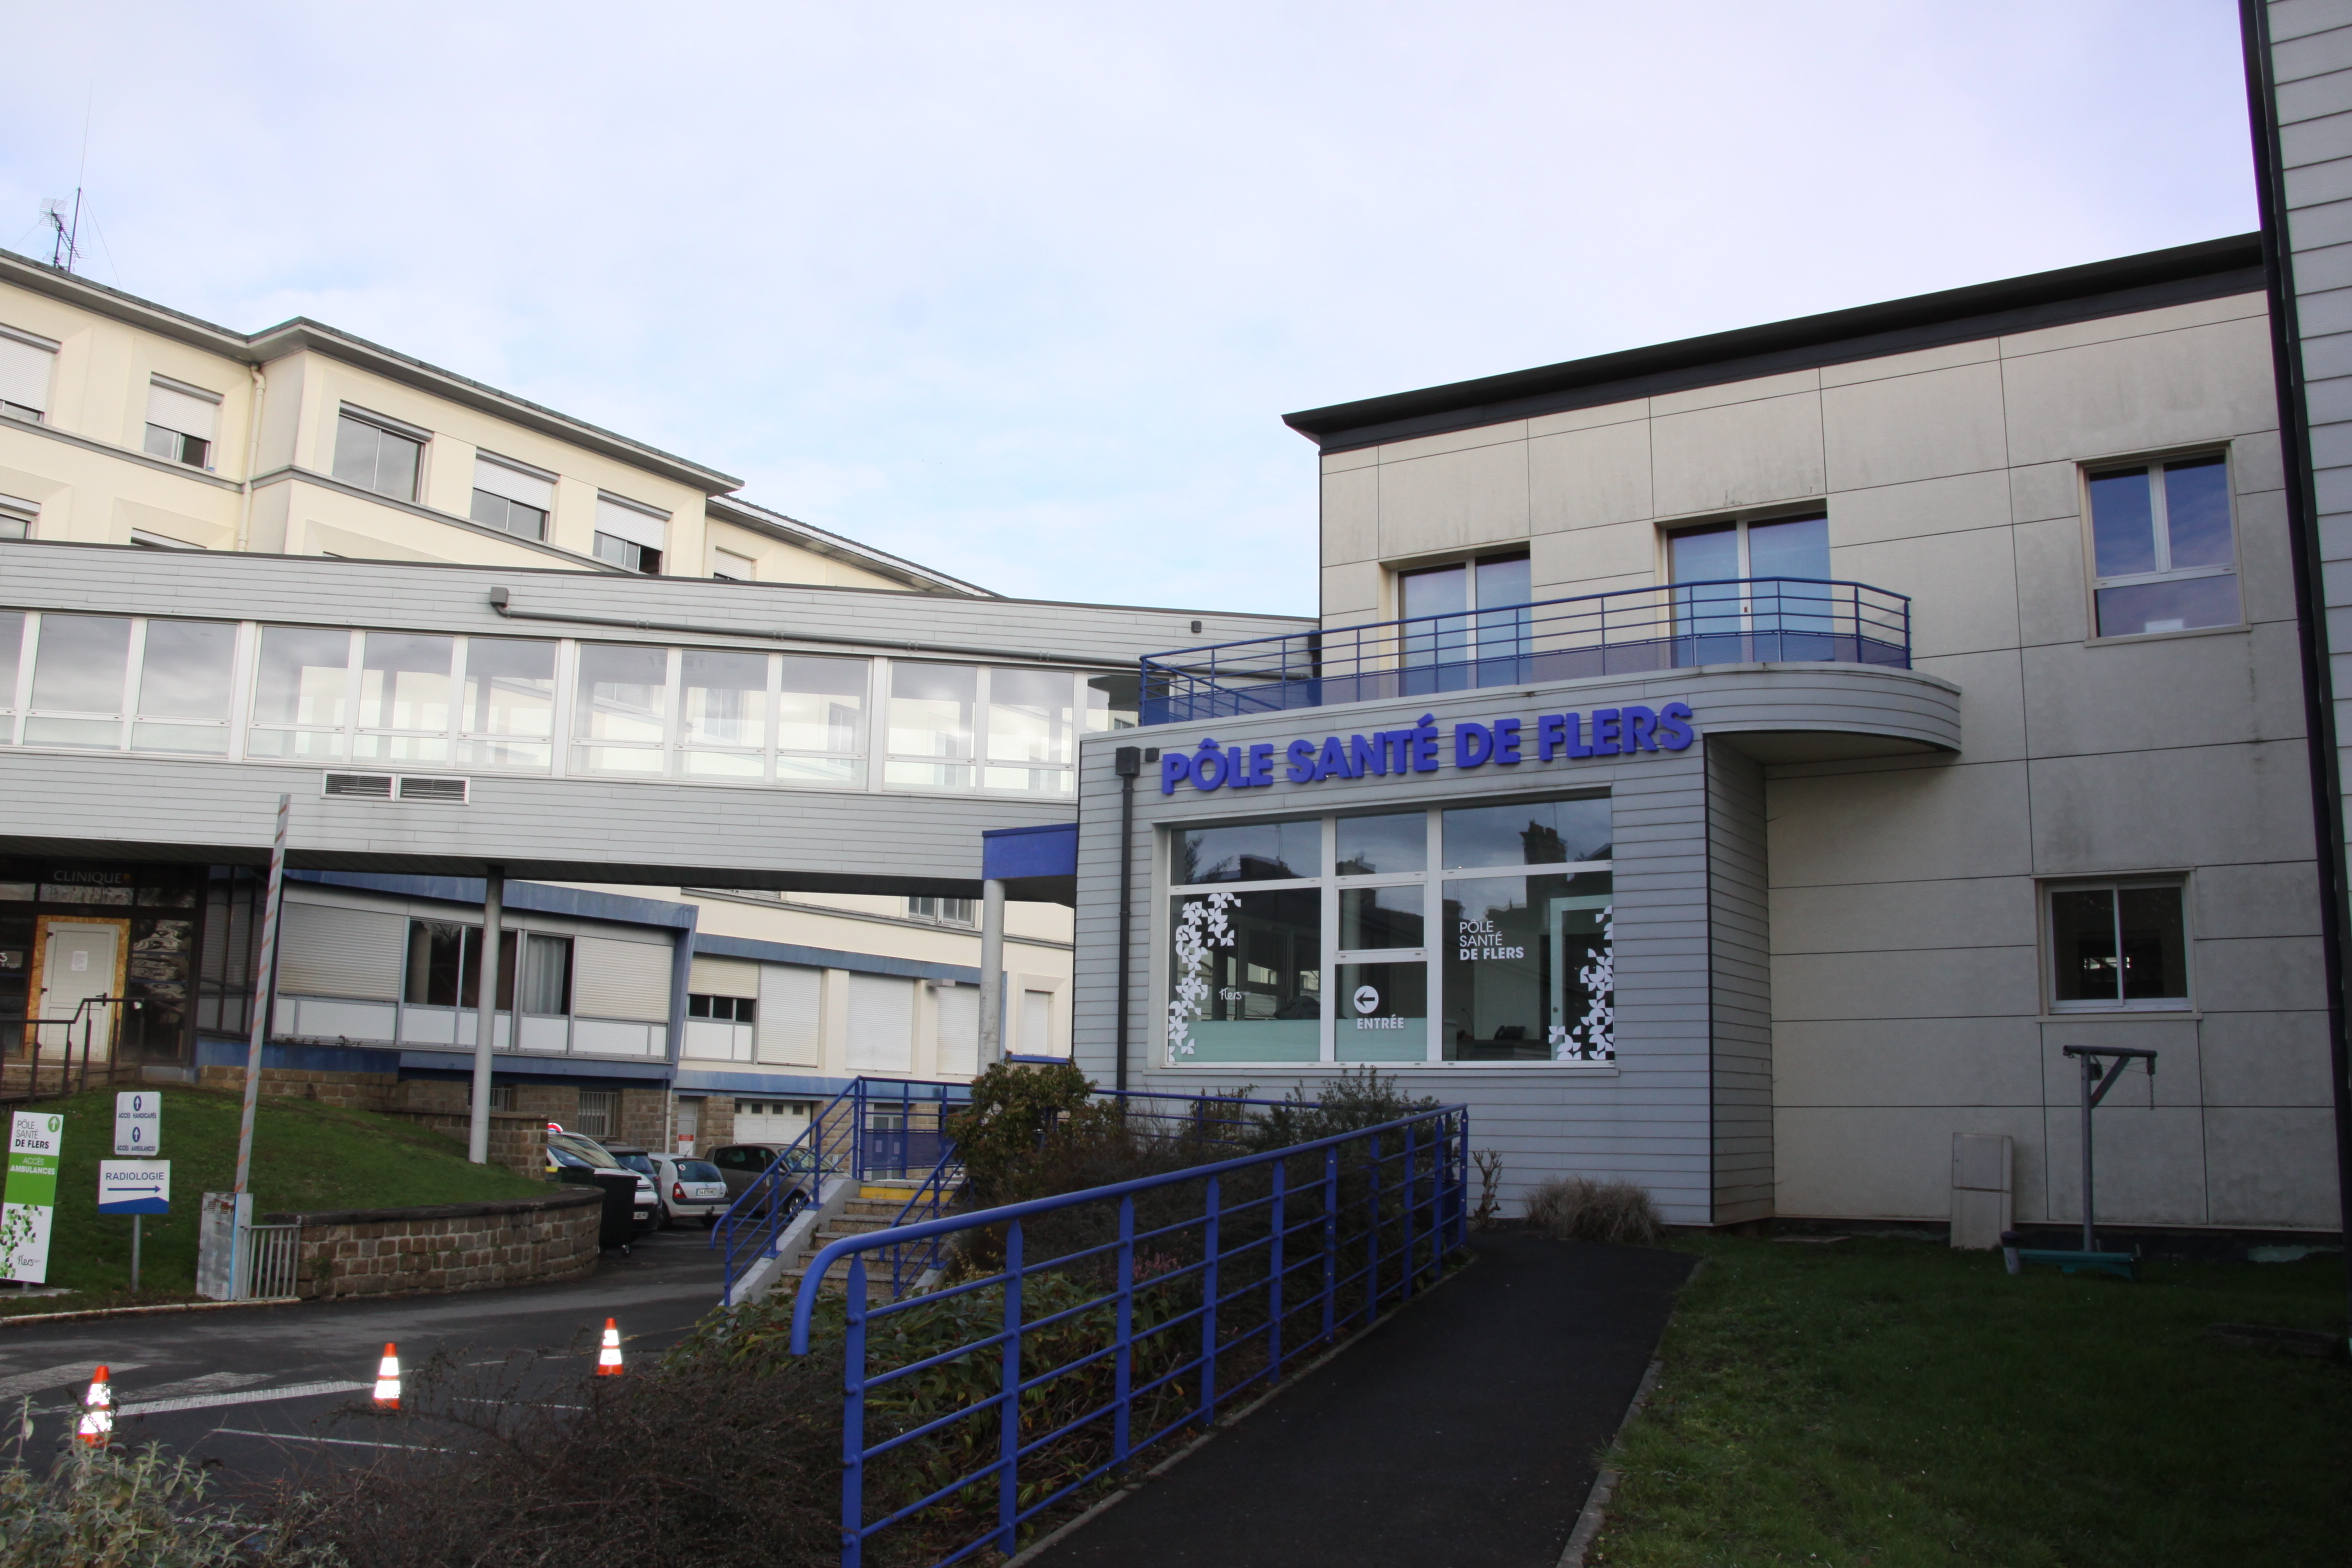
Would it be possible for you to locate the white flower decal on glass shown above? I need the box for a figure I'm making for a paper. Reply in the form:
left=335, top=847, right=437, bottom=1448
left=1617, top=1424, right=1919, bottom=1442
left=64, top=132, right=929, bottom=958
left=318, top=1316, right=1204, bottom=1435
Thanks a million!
left=1167, top=891, right=1240, bottom=1060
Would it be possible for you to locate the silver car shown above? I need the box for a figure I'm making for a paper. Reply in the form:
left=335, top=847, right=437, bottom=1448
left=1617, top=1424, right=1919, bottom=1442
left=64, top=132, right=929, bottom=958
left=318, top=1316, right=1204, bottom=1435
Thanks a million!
left=652, top=1153, right=730, bottom=1226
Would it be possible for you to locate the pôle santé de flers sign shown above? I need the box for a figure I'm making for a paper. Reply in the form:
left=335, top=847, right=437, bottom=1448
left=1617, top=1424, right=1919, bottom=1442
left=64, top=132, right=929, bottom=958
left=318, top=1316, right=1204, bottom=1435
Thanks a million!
left=1160, top=702, right=1694, bottom=795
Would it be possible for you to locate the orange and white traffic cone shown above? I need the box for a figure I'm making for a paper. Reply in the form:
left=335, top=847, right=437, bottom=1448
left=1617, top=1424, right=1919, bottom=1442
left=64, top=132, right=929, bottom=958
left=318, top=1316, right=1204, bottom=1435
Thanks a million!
left=75, top=1366, right=111, bottom=1448
left=595, top=1318, right=625, bottom=1376
left=372, top=1343, right=401, bottom=1409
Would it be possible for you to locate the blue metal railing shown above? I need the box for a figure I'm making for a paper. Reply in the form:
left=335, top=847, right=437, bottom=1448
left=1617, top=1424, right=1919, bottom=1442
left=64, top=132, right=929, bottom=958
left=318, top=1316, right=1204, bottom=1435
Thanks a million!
left=713, top=1078, right=974, bottom=1301
left=1139, top=576, right=1911, bottom=724
left=787, top=1102, right=1471, bottom=1567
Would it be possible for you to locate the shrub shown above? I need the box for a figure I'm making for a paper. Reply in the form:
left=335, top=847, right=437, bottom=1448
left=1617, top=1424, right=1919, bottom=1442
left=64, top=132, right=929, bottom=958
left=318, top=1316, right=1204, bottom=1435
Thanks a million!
left=1523, top=1175, right=1664, bottom=1245
left=1249, top=1067, right=1441, bottom=1151
left=0, top=1439, right=324, bottom=1568
left=945, top=1060, right=1096, bottom=1207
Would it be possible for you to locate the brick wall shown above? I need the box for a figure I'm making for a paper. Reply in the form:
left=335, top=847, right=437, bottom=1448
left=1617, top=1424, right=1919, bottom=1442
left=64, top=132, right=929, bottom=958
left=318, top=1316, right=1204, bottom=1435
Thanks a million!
left=688, top=1094, right=737, bottom=1153
left=194, top=1065, right=397, bottom=1110
left=263, top=1188, right=602, bottom=1301
left=619, top=1087, right=669, bottom=1151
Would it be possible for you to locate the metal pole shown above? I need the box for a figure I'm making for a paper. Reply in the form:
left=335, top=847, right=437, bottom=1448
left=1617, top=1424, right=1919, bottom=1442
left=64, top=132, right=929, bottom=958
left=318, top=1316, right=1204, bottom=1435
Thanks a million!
left=1113, top=747, right=1141, bottom=1092
left=130, top=1215, right=141, bottom=1293
left=978, top=879, right=1006, bottom=1069
left=468, top=866, right=504, bottom=1164
left=2080, top=1053, right=2098, bottom=1254
left=232, top=795, right=290, bottom=1196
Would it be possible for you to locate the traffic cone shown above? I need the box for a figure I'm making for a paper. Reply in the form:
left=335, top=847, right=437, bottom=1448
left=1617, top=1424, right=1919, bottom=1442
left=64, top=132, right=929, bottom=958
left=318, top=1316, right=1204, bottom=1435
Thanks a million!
left=595, top=1318, right=625, bottom=1376
left=372, top=1343, right=401, bottom=1409
left=75, top=1367, right=111, bottom=1448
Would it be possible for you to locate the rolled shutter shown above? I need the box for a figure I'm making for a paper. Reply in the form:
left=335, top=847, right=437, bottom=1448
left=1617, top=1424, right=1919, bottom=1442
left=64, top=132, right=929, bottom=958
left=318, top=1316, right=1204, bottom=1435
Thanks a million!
left=757, top=964, right=821, bottom=1066
left=595, top=495, right=667, bottom=549
left=845, top=974, right=913, bottom=1073
left=0, top=335, right=54, bottom=413
left=689, top=956, right=759, bottom=997
left=474, top=456, right=555, bottom=510
left=573, top=937, right=673, bottom=1021
left=276, top=903, right=405, bottom=1000
left=934, top=985, right=979, bottom=1077
left=146, top=380, right=219, bottom=441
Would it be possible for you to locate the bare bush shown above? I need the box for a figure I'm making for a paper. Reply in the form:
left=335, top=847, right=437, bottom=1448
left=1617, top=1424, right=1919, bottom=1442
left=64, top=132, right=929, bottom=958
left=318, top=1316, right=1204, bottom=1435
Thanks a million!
left=1522, top=1175, right=1664, bottom=1246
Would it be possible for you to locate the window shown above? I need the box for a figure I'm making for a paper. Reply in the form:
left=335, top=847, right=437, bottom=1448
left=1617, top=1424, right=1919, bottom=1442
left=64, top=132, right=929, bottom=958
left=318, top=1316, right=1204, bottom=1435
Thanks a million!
left=519, top=933, right=573, bottom=1015
left=594, top=494, right=668, bottom=575
left=573, top=643, right=671, bottom=775
left=1397, top=554, right=1531, bottom=687
left=885, top=663, right=1084, bottom=794
left=574, top=1089, right=618, bottom=1139
left=908, top=897, right=977, bottom=924
left=0, top=328, right=57, bottom=423
left=471, top=456, right=554, bottom=541
left=0, top=493, right=36, bottom=541
left=355, top=633, right=454, bottom=764
left=131, top=620, right=236, bottom=754
left=710, top=546, right=756, bottom=581
left=2048, top=881, right=2189, bottom=1012
left=1668, top=512, right=1832, bottom=661
left=24, top=613, right=130, bottom=749
left=0, top=613, right=23, bottom=745
left=332, top=411, right=423, bottom=502
left=2086, top=456, right=2238, bottom=636
left=1166, top=797, right=1613, bottom=1067
left=403, top=921, right=571, bottom=1013
left=688, top=993, right=757, bottom=1022
left=458, top=638, right=558, bottom=770
left=247, top=626, right=357, bottom=759
left=142, top=378, right=220, bottom=469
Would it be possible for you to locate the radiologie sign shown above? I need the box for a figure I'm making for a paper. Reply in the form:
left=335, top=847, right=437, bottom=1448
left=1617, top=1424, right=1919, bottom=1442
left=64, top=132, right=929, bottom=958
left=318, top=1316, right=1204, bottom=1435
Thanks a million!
left=1159, top=703, right=1695, bottom=795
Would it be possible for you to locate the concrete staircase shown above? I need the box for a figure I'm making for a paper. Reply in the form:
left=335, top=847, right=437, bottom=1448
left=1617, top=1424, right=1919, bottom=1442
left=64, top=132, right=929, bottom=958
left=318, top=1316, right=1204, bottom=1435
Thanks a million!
left=775, top=1182, right=933, bottom=1302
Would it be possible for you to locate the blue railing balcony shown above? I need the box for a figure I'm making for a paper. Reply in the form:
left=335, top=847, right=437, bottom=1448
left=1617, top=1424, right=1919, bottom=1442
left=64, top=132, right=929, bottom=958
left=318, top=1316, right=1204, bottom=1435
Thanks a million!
left=1138, top=576, right=1911, bottom=726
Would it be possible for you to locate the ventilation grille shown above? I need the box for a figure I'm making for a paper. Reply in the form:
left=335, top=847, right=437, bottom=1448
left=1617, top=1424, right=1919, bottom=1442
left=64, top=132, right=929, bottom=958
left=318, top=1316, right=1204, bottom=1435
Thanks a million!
left=321, top=772, right=470, bottom=804
left=321, top=772, right=394, bottom=799
left=397, top=776, right=470, bottom=804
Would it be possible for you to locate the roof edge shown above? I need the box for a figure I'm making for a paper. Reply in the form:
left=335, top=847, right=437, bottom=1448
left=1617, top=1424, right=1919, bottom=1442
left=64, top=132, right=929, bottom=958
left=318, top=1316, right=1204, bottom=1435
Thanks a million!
left=704, top=493, right=999, bottom=598
left=1283, top=234, right=2265, bottom=452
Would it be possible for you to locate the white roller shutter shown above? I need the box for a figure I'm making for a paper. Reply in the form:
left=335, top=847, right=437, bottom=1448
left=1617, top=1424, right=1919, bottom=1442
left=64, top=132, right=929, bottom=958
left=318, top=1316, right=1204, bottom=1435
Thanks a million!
left=595, top=495, right=668, bottom=549
left=846, top=974, right=913, bottom=1073
left=0, top=332, right=55, bottom=414
left=146, top=379, right=220, bottom=441
left=474, top=455, right=555, bottom=509
left=573, top=937, right=673, bottom=1021
left=276, top=903, right=405, bottom=1001
left=935, top=985, right=979, bottom=1077
left=689, top=956, right=759, bottom=996
left=757, top=964, right=822, bottom=1066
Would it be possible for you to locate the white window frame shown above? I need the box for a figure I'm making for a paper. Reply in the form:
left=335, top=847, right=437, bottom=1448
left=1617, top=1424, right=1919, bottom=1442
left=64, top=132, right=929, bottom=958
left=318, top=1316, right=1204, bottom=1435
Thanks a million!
left=332, top=406, right=429, bottom=503
left=2044, top=876, right=2194, bottom=1015
left=2082, top=450, right=2238, bottom=639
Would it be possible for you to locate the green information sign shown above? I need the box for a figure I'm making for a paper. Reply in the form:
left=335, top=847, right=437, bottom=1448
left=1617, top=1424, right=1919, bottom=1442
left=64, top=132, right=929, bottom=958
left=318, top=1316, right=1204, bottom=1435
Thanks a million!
left=0, top=1111, right=63, bottom=1284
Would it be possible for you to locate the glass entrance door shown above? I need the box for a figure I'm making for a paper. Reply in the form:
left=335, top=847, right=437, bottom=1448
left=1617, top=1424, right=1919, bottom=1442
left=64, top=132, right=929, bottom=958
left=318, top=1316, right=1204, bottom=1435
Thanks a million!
left=1669, top=514, right=1831, bottom=664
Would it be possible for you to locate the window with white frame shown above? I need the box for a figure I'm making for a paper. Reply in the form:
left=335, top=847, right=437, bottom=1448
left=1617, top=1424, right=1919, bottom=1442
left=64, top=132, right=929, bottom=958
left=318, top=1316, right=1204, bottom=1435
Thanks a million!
left=0, top=328, right=57, bottom=423
left=1165, top=795, right=1614, bottom=1067
left=403, top=920, right=572, bottom=1014
left=2086, top=455, right=2238, bottom=637
left=2047, top=880, right=2189, bottom=1012
left=594, top=494, right=667, bottom=575
left=7, top=612, right=237, bottom=754
left=710, top=546, right=756, bottom=581
left=907, top=897, right=977, bottom=924
left=1396, top=553, right=1532, bottom=676
left=143, top=378, right=220, bottom=469
left=471, top=456, right=554, bottom=541
left=332, top=410, right=424, bottom=502
left=248, top=627, right=560, bottom=767
left=0, top=493, right=35, bottom=541
left=885, top=662, right=1089, bottom=794
left=571, top=643, right=870, bottom=784
left=1667, top=512, right=1835, bottom=658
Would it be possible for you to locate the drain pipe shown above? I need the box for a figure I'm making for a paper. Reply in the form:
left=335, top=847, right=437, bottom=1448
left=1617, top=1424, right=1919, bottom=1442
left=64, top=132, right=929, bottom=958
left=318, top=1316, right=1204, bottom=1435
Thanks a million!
left=1113, top=746, right=1142, bottom=1092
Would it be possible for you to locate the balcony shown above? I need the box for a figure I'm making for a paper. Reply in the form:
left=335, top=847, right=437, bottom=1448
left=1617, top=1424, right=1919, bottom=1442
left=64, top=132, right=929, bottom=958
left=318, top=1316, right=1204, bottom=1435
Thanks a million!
left=1139, top=577, right=1911, bottom=725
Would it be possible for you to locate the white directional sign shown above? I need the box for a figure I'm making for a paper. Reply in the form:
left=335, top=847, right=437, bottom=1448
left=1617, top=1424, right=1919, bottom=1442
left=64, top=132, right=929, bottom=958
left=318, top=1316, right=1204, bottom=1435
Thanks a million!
left=98, top=1160, right=170, bottom=1216
left=115, top=1092, right=160, bottom=1157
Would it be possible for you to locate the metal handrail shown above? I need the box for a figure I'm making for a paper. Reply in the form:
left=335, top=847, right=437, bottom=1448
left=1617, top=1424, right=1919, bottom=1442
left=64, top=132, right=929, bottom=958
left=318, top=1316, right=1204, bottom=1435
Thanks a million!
left=1138, top=575, right=1913, bottom=724
left=787, top=1103, right=1470, bottom=1567
left=13, top=996, right=145, bottom=1101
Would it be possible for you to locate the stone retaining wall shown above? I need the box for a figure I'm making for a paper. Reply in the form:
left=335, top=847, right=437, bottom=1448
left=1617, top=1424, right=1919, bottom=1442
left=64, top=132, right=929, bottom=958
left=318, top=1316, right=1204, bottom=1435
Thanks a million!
left=261, top=1188, right=602, bottom=1300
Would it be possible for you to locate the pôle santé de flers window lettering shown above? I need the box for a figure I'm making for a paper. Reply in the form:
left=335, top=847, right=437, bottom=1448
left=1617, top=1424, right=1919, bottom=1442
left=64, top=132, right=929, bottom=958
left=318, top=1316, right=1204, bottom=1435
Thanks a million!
left=1160, top=704, right=1694, bottom=795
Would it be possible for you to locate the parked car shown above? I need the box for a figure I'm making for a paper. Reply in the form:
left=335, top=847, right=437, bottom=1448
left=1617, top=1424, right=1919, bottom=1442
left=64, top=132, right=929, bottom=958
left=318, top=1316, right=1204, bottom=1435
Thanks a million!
left=651, top=1153, right=730, bottom=1227
left=706, top=1142, right=824, bottom=1222
left=543, top=1131, right=661, bottom=1234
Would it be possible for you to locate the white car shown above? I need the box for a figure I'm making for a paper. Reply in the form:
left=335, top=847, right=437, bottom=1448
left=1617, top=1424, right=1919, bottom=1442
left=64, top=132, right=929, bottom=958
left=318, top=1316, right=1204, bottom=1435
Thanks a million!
left=652, top=1153, right=731, bottom=1226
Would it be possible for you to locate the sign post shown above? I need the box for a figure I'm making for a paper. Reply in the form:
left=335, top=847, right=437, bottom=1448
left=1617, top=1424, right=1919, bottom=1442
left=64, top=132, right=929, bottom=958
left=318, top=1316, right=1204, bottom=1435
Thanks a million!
left=0, top=1112, right=63, bottom=1285
left=98, top=1161, right=170, bottom=1292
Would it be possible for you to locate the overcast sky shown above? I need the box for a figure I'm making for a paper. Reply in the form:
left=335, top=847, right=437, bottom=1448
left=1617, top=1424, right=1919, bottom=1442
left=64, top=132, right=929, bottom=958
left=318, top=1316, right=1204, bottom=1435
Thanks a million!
left=2, top=2, right=2255, bottom=614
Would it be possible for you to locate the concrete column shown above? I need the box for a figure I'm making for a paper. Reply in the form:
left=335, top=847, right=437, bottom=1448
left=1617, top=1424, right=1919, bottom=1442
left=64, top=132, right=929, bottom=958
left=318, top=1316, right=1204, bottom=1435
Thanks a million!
left=978, top=879, right=1007, bottom=1069
left=468, top=866, right=504, bottom=1164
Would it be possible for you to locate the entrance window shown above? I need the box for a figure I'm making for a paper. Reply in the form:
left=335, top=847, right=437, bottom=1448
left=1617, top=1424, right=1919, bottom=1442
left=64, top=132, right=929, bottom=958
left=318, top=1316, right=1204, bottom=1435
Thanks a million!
left=2048, top=881, right=2189, bottom=1012
left=2086, top=456, right=2238, bottom=637
left=1668, top=513, right=1832, bottom=663
left=1395, top=554, right=1532, bottom=690
left=1165, top=796, right=1613, bottom=1067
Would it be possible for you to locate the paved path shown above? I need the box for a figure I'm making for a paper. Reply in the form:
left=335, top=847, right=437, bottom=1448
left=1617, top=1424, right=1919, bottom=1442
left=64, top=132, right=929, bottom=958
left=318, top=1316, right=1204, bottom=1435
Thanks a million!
left=1031, top=1229, right=1694, bottom=1568
left=0, top=1224, right=724, bottom=1484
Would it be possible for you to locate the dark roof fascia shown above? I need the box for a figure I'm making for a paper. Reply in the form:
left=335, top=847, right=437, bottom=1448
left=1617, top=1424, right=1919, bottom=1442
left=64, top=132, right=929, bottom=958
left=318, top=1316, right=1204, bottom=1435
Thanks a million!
left=1284, top=235, right=2266, bottom=454
left=0, top=248, right=742, bottom=493
left=704, top=494, right=999, bottom=598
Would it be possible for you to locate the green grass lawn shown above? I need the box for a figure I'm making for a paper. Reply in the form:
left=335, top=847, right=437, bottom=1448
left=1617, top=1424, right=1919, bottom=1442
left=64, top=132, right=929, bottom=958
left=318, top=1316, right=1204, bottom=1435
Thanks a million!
left=1594, top=1235, right=2352, bottom=1568
left=0, top=1085, right=547, bottom=1312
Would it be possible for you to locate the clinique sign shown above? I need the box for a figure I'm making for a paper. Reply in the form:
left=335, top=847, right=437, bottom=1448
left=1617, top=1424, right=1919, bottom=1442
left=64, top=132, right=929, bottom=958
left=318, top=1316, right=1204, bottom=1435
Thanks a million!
left=1158, top=702, right=1695, bottom=795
